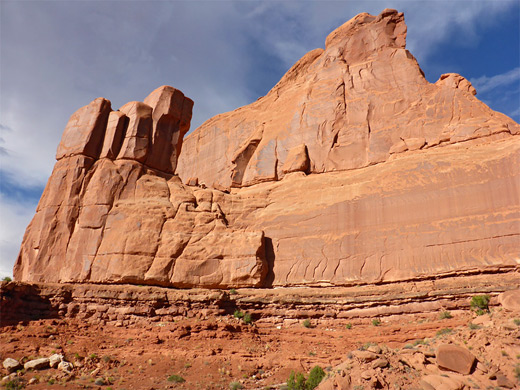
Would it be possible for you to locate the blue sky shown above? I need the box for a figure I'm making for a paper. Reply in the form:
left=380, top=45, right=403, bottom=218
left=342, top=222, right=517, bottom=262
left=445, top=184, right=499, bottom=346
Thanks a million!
left=1, top=0, right=519, bottom=278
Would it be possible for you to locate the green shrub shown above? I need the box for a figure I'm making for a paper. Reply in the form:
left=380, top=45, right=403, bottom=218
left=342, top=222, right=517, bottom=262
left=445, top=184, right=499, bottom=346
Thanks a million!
left=436, top=328, right=453, bottom=336
left=306, top=366, right=325, bottom=389
left=513, top=318, right=520, bottom=326
left=372, top=319, right=381, bottom=326
left=345, top=323, right=352, bottom=329
left=229, top=382, right=243, bottom=390
left=243, top=313, right=253, bottom=324
left=167, top=374, right=185, bottom=383
left=4, top=378, right=24, bottom=390
left=234, top=310, right=244, bottom=319
left=468, top=322, right=481, bottom=330
left=2, top=276, right=12, bottom=282
left=287, top=366, right=325, bottom=390
left=302, top=319, right=312, bottom=328
left=229, top=288, right=237, bottom=295
left=439, top=311, right=452, bottom=319
left=470, top=295, right=490, bottom=312
left=287, top=371, right=306, bottom=390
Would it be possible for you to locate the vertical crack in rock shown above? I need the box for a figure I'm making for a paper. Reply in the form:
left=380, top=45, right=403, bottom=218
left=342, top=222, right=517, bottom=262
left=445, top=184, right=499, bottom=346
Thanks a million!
left=15, top=8, right=520, bottom=289
left=359, top=257, right=368, bottom=279
left=366, top=101, right=373, bottom=139
left=299, top=102, right=307, bottom=128
left=273, top=139, right=279, bottom=181
left=332, top=258, right=343, bottom=281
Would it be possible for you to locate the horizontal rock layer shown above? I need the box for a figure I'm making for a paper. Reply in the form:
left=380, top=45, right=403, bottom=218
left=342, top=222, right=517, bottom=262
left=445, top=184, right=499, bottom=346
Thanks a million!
left=14, top=87, right=267, bottom=289
left=1, top=270, right=518, bottom=326
left=232, top=137, right=520, bottom=286
left=176, top=9, right=519, bottom=189
left=13, top=9, right=520, bottom=289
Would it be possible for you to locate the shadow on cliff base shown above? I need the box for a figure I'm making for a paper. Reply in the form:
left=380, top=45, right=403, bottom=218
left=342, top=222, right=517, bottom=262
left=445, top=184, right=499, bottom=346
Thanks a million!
left=0, top=282, right=60, bottom=326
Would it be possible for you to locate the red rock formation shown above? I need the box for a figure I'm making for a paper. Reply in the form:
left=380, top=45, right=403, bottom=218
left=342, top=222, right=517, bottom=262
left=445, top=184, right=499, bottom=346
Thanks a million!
left=176, top=10, right=518, bottom=188
left=436, top=344, right=476, bottom=374
left=14, top=9, right=520, bottom=289
left=14, top=87, right=267, bottom=288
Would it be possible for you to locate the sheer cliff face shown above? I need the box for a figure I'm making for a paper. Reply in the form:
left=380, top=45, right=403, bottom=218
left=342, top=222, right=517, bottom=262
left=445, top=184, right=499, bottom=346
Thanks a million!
left=14, top=9, right=520, bottom=288
left=13, top=86, right=267, bottom=288
left=176, top=10, right=517, bottom=189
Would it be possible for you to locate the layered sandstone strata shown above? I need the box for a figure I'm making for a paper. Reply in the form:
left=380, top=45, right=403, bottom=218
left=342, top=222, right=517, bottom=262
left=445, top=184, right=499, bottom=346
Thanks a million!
left=14, top=9, right=520, bottom=288
left=177, top=10, right=518, bottom=188
left=14, top=86, right=267, bottom=288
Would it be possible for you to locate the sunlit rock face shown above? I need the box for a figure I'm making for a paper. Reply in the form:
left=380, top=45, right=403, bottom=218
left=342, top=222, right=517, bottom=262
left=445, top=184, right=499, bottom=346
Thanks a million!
left=14, top=86, right=267, bottom=288
left=15, top=9, right=520, bottom=288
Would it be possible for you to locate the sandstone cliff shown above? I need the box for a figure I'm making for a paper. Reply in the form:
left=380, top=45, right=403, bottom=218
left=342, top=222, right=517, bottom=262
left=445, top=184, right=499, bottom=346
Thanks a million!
left=14, top=86, right=267, bottom=288
left=14, top=9, right=520, bottom=288
left=176, top=10, right=518, bottom=188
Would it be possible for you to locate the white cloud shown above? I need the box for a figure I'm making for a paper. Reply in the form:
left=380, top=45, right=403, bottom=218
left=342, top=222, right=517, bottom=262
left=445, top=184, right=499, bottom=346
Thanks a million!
left=470, top=67, right=520, bottom=94
left=0, top=0, right=518, bottom=278
left=0, top=193, right=37, bottom=279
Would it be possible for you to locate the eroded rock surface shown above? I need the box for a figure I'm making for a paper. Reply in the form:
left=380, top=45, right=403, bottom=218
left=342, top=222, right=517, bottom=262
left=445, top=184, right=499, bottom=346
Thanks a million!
left=14, top=9, right=520, bottom=289
left=177, top=9, right=518, bottom=189
left=14, top=87, right=266, bottom=288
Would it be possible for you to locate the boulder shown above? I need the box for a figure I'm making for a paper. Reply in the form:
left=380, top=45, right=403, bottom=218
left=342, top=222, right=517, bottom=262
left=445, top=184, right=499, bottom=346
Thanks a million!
left=360, top=369, right=375, bottom=380
left=2, top=358, right=21, bottom=373
left=498, top=289, right=520, bottom=311
left=185, top=177, right=198, bottom=186
left=24, top=357, right=50, bottom=370
left=366, top=345, right=382, bottom=354
left=419, top=374, right=465, bottom=390
left=436, top=344, right=475, bottom=374
left=371, top=358, right=389, bottom=369
left=351, top=350, right=378, bottom=362
left=403, top=137, right=425, bottom=151
left=316, top=374, right=351, bottom=390
left=58, top=361, right=74, bottom=373
left=49, top=353, right=63, bottom=368
left=1, top=373, right=17, bottom=384
left=496, top=373, right=515, bottom=388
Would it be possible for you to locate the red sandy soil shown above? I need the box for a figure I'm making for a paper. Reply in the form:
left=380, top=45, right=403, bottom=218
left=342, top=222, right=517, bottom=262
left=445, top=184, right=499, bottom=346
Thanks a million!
left=4, top=308, right=516, bottom=390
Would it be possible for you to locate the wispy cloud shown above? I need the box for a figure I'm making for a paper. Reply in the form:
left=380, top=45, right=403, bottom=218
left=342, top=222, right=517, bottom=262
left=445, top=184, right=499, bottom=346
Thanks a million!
left=0, top=124, right=13, bottom=132
left=470, top=67, right=520, bottom=94
left=0, top=192, right=38, bottom=278
left=0, top=0, right=518, bottom=277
